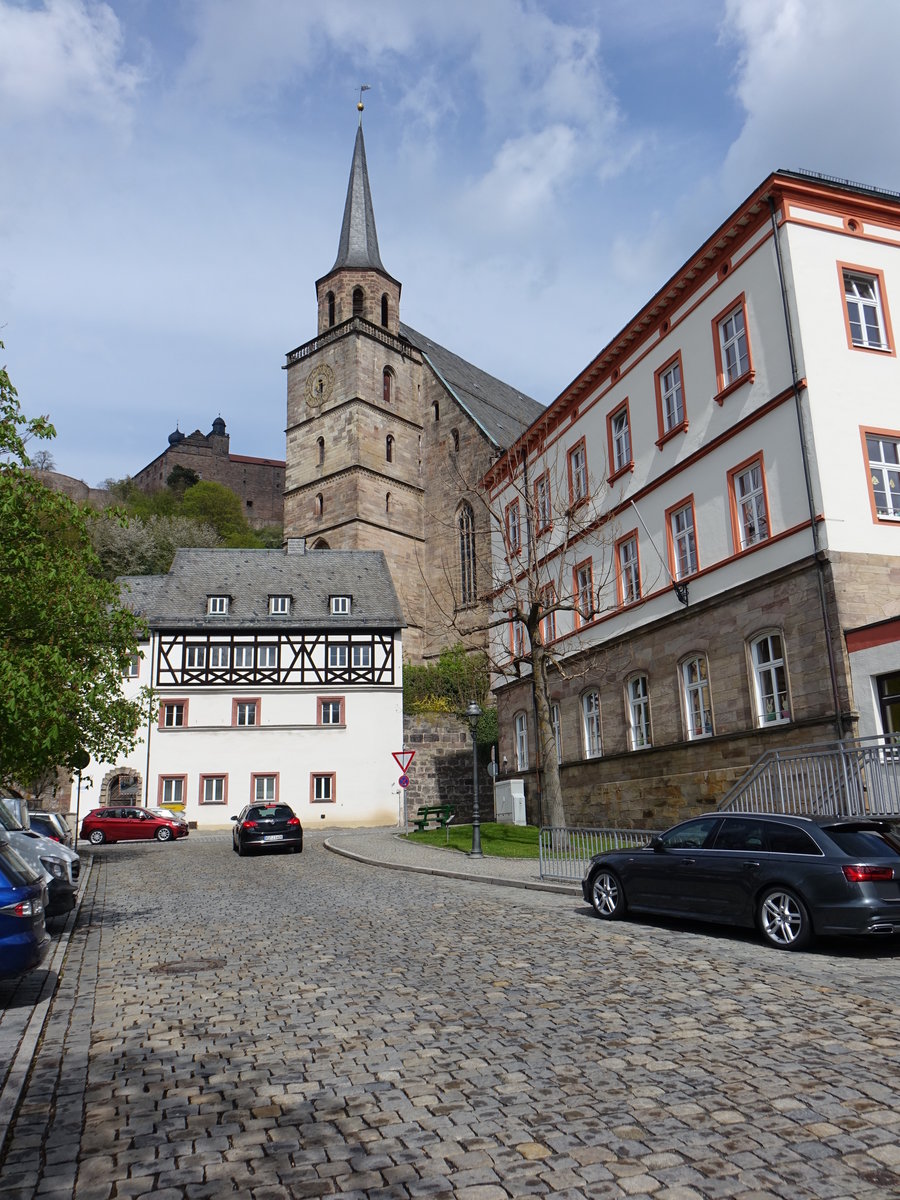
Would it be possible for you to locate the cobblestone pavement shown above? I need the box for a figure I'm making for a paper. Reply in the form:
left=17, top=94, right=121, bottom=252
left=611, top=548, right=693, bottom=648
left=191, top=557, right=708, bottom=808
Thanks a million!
left=2, top=829, right=900, bottom=1200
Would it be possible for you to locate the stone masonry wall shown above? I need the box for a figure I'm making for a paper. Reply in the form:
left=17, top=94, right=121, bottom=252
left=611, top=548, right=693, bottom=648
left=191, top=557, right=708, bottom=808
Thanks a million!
left=401, top=713, right=494, bottom=828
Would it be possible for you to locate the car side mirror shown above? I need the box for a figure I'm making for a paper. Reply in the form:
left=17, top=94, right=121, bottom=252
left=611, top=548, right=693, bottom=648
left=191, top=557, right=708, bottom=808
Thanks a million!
left=230, top=815, right=238, bottom=822
left=649, top=836, right=665, bottom=852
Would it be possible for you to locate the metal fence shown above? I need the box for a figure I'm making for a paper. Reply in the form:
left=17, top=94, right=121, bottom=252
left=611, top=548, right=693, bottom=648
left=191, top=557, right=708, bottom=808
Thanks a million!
left=539, top=826, right=657, bottom=881
left=718, top=735, right=900, bottom=818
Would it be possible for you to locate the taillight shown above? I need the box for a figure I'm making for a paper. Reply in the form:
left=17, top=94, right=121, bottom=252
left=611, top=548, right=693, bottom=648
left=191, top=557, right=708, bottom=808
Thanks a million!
left=843, top=865, right=895, bottom=883
left=287, top=817, right=301, bottom=827
left=242, top=820, right=257, bottom=829
left=0, top=899, right=40, bottom=917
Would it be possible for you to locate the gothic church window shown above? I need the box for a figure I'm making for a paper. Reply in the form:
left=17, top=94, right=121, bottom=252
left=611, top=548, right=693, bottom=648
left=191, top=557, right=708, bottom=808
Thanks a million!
left=432, top=401, right=439, bottom=421
left=327, top=291, right=335, bottom=327
left=386, top=435, right=394, bottom=463
left=451, top=428, right=460, bottom=452
left=352, top=287, right=364, bottom=318
left=315, top=492, right=324, bottom=517
left=383, top=368, right=393, bottom=405
left=458, top=502, right=477, bottom=605
left=381, top=294, right=389, bottom=326
left=316, top=437, right=325, bottom=466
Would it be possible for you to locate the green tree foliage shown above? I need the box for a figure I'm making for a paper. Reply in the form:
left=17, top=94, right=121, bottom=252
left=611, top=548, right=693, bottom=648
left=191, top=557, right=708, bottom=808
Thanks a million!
left=91, top=511, right=222, bottom=580
left=166, top=464, right=200, bottom=495
left=181, top=479, right=254, bottom=543
left=404, top=643, right=495, bottom=744
left=0, top=345, right=147, bottom=788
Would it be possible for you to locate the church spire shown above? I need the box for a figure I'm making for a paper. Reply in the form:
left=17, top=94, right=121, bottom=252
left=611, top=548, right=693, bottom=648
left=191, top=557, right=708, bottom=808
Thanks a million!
left=329, top=121, right=387, bottom=274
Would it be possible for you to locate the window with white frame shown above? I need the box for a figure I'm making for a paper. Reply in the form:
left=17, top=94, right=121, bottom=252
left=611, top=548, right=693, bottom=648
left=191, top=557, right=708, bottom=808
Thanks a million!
left=330, top=595, right=351, bottom=615
left=319, top=698, right=344, bottom=725
left=866, top=433, right=900, bottom=518
left=312, top=773, right=335, bottom=803
left=161, top=701, right=185, bottom=728
left=184, top=644, right=206, bottom=668
left=201, top=776, right=226, bottom=805
left=610, top=407, right=631, bottom=474
left=551, top=703, right=562, bottom=763
left=582, top=690, right=601, bottom=758
left=575, top=560, right=594, bottom=623
left=669, top=502, right=698, bottom=580
left=617, top=535, right=640, bottom=605
left=750, top=633, right=791, bottom=725
left=209, top=644, right=230, bottom=668
left=534, top=472, right=551, bottom=531
left=511, top=616, right=525, bottom=660
left=540, top=586, right=557, bottom=642
left=233, top=645, right=254, bottom=668
left=269, top=595, right=291, bottom=615
left=843, top=269, right=889, bottom=350
left=732, top=460, right=769, bottom=548
left=681, top=656, right=712, bottom=739
left=718, top=304, right=750, bottom=385
left=627, top=675, right=651, bottom=750
left=514, top=712, right=529, bottom=771
left=352, top=644, right=371, bottom=668
left=125, top=653, right=140, bottom=678
left=235, top=700, right=258, bottom=727
left=568, top=440, right=588, bottom=506
left=160, top=777, right=184, bottom=806
left=254, top=775, right=277, bottom=802
left=208, top=595, right=229, bottom=615
left=659, top=358, right=684, bottom=432
left=328, top=644, right=348, bottom=668
left=258, top=644, right=278, bottom=668
left=506, top=499, right=521, bottom=554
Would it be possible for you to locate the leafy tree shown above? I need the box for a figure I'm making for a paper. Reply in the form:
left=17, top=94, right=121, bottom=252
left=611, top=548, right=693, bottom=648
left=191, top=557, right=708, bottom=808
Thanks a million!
left=0, top=345, right=147, bottom=789
left=181, top=479, right=258, bottom=544
left=404, top=643, right=495, bottom=745
left=90, top=511, right=222, bottom=580
left=166, top=464, right=199, bottom=495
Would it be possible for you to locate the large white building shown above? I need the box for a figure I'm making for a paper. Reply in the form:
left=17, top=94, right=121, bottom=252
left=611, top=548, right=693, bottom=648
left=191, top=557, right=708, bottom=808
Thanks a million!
left=488, top=169, right=900, bottom=828
left=85, top=542, right=405, bottom=829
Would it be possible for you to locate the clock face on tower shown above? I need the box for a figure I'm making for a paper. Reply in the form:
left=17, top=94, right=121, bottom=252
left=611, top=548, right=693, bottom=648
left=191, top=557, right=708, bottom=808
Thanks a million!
left=305, top=364, right=334, bottom=409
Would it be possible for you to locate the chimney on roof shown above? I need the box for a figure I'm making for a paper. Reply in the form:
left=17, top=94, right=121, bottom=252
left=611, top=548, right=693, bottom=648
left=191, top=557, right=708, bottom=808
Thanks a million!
left=286, top=538, right=306, bottom=555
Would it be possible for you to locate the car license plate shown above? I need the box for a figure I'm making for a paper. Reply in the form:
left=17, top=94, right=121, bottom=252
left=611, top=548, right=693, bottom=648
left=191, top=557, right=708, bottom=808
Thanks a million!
left=263, top=834, right=283, bottom=842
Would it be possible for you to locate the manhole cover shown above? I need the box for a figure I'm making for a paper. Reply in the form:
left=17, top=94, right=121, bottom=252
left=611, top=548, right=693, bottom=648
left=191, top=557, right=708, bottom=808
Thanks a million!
left=152, top=957, right=225, bottom=975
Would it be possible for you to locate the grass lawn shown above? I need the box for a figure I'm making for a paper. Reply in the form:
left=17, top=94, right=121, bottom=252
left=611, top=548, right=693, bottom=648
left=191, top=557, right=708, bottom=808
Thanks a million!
left=402, top=822, right=540, bottom=858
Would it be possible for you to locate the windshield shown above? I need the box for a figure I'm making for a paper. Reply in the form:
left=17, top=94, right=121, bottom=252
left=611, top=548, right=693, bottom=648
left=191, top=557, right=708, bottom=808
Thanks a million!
left=0, top=840, right=43, bottom=886
left=0, top=799, right=25, bottom=832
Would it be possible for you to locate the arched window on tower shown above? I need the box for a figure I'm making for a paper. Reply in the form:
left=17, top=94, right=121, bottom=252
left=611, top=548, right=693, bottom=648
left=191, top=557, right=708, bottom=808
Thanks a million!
left=383, top=368, right=393, bottom=405
left=386, top=435, right=394, bottom=463
left=381, top=294, right=389, bottom=327
left=352, top=287, right=364, bottom=318
left=385, top=492, right=392, bottom=513
left=432, top=401, right=439, bottom=421
left=316, top=437, right=325, bottom=466
left=314, top=493, right=324, bottom=518
left=458, top=502, right=477, bottom=606
left=451, top=428, right=460, bottom=452
left=327, top=292, right=335, bottom=327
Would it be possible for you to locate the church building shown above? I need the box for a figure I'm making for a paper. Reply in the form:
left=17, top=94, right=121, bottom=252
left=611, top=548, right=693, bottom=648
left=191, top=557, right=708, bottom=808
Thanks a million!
left=282, top=116, right=544, bottom=662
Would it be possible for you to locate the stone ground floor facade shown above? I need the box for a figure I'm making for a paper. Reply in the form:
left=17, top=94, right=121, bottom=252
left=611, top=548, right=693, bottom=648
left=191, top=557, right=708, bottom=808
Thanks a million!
left=495, top=552, right=900, bottom=829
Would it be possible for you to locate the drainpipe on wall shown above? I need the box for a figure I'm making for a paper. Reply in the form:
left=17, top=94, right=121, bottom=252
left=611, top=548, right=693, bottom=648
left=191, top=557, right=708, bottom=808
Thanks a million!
left=768, top=194, right=845, bottom=739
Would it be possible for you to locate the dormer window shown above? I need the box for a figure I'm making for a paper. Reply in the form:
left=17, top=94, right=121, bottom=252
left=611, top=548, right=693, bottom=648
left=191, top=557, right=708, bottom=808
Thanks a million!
left=331, top=595, right=351, bottom=615
left=208, top=595, right=229, bottom=615
left=269, top=595, right=291, bottom=615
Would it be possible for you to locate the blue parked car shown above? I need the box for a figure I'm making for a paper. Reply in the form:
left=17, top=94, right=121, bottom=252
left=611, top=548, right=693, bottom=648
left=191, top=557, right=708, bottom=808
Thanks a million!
left=0, top=828, right=50, bottom=979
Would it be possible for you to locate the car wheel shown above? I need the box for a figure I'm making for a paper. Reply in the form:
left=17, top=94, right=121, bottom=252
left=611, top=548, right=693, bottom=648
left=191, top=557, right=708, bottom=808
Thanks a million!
left=88, top=829, right=105, bottom=846
left=155, top=826, right=173, bottom=842
left=588, top=868, right=626, bottom=919
left=232, top=837, right=238, bottom=853
left=758, top=886, right=812, bottom=951
left=237, top=840, right=247, bottom=857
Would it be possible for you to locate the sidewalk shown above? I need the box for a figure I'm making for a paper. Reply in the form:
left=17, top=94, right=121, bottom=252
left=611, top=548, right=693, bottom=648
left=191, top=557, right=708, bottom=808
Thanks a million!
left=325, top=825, right=582, bottom=895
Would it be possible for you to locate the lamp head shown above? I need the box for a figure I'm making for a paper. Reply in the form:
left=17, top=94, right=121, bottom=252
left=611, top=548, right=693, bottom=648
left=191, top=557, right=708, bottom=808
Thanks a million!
left=466, top=700, right=482, bottom=730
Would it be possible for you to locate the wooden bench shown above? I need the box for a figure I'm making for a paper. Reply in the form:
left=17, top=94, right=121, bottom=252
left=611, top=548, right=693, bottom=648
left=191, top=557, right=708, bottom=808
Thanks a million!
left=412, top=805, right=454, bottom=831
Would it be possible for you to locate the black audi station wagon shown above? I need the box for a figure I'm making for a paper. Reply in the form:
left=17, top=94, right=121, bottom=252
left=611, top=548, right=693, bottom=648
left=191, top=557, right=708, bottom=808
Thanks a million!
left=582, top=813, right=900, bottom=950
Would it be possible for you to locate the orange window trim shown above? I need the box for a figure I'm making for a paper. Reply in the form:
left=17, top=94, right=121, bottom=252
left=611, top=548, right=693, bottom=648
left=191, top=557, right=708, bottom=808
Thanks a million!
left=232, top=697, right=261, bottom=726
left=159, top=698, right=189, bottom=730
left=654, top=350, right=689, bottom=446
left=859, top=425, right=900, bottom=524
left=711, top=292, right=755, bottom=402
left=837, top=261, right=896, bottom=356
left=726, top=451, right=771, bottom=553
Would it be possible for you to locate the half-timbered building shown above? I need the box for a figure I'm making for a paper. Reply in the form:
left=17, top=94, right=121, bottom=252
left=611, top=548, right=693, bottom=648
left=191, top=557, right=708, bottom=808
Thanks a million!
left=84, top=541, right=405, bottom=829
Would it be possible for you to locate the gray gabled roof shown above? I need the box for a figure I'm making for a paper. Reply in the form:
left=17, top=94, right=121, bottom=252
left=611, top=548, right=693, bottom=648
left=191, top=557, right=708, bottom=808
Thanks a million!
left=329, top=123, right=389, bottom=276
left=400, top=323, right=545, bottom=450
left=118, top=547, right=405, bottom=632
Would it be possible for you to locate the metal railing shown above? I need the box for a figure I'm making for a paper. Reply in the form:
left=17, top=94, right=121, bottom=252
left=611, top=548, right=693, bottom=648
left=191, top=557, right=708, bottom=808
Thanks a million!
left=539, top=826, right=657, bottom=881
left=719, top=734, right=900, bottom=818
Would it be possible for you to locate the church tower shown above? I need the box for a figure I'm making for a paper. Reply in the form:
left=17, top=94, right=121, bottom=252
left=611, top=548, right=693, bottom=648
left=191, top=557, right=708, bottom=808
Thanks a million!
left=283, top=112, right=544, bottom=662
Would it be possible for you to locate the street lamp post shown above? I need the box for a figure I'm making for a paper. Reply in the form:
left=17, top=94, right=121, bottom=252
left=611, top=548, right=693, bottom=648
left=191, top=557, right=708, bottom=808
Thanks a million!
left=466, top=700, right=483, bottom=858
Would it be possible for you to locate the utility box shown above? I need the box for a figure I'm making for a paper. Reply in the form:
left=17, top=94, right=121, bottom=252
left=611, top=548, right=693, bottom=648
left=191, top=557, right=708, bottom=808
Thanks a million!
left=494, top=779, right=526, bottom=826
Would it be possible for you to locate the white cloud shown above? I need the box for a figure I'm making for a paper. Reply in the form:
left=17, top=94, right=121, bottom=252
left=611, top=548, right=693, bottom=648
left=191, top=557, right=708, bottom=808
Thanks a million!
left=0, top=0, right=142, bottom=125
left=459, top=125, right=579, bottom=235
left=722, top=0, right=900, bottom=190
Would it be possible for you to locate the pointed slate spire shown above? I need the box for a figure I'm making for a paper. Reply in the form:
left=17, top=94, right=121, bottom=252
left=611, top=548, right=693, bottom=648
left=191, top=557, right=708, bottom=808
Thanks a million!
left=330, top=123, right=387, bottom=274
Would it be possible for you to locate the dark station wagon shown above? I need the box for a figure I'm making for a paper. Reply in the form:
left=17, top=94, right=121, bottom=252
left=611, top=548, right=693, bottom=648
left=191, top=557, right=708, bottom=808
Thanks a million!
left=582, top=812, right=900, bottom=951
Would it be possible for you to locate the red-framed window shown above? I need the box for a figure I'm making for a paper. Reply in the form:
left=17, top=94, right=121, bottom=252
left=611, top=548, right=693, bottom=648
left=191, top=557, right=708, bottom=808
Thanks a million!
left=839, top=263, right=894, bottom=354
left=615, top=531, right=641, bottom=606
left=159, top=699, right=188, bottom=730
left=573, top=558, right=594, bottom=626
left=727, top=453, right=771, bottom=552
left=666, top=496, right=698, bottom=581
left=607, top=400, right=633, bottom=482
left=654, top=351, right=688, bottom=446
left=567, top=438, right=589, bottom=508
left=712, top=293, right=754, bottom=401
left=310, top=773, right=336, bottom=804
left=199, top=775, right=228, bottom=805
left=232, top=698, right=260, bottom=727
left=318, top=696, right=345, bottom=725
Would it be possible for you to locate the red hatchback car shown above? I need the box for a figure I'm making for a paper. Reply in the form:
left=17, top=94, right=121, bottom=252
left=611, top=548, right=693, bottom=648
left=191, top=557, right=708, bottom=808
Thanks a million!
left=80, top=806, right=189, bottom=845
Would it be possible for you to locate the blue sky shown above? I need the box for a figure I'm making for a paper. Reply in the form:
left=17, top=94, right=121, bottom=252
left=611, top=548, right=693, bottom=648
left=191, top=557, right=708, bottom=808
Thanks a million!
left=2, top=0, right=900, bottom=486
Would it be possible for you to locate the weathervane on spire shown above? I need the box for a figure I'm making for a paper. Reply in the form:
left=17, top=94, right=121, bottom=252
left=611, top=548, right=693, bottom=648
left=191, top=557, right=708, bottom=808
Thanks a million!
left=358, top=83, right=370, bottom=120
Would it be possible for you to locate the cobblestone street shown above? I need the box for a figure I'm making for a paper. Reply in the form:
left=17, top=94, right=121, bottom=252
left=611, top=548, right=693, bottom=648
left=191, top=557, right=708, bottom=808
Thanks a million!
left=1, top=831, right=899, bottom=1200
